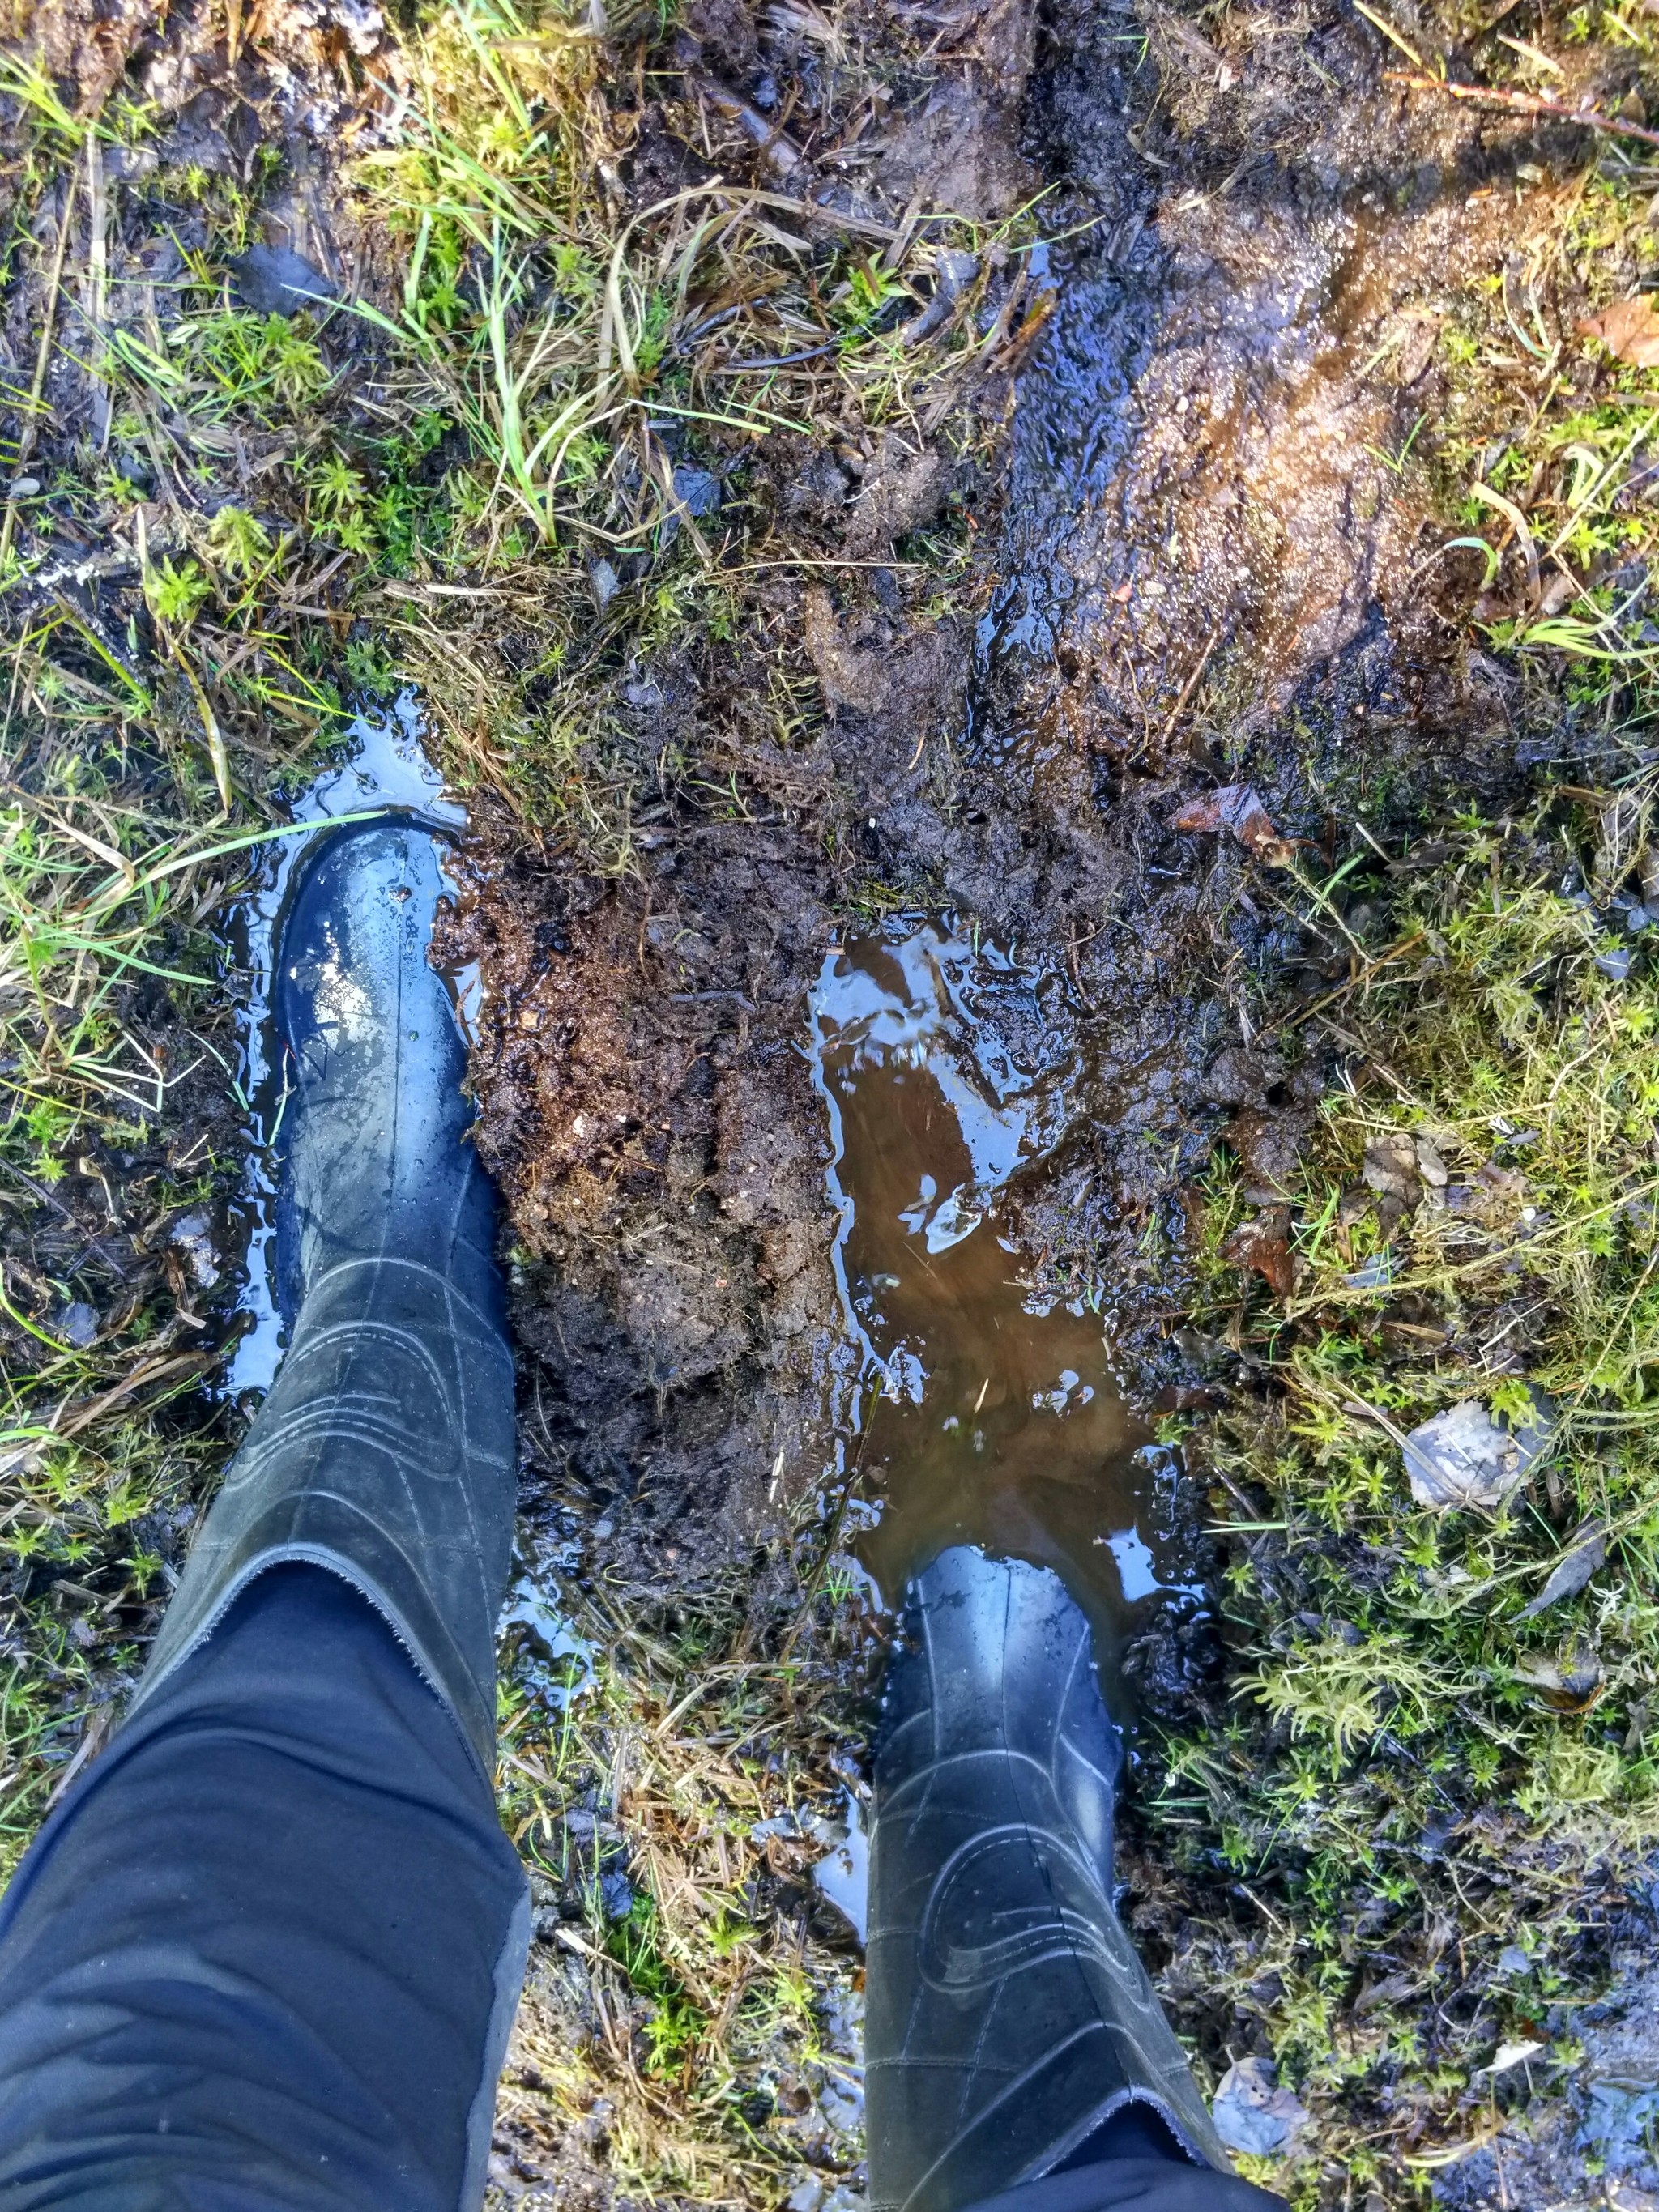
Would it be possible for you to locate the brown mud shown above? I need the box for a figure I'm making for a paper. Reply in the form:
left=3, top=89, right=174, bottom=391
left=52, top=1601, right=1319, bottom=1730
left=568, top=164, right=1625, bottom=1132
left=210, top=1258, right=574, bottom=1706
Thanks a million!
left=439, top=0, right=1566, bottom=1613
left=5, top=0, right=1656, bottom=2201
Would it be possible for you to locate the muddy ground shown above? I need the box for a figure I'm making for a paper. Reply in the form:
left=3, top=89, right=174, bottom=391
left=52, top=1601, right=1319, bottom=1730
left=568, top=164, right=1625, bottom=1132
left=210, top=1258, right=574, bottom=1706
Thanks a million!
left=6, top=0, right=1658, bottom=2201
left=436, top=0, right=1555, bottom=1603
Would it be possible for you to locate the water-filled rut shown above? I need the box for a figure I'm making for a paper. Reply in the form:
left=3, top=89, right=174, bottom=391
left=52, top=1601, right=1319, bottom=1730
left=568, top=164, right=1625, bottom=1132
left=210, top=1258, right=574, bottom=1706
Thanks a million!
left=810, top=917, right=1203, bottom=1667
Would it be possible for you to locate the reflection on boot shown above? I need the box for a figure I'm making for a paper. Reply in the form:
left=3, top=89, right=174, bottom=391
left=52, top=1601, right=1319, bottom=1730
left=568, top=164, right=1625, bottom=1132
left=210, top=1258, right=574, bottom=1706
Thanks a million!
left=130, top=820, right=516, bottom=1773
left=866, top=1545, right=1230, bottom=2212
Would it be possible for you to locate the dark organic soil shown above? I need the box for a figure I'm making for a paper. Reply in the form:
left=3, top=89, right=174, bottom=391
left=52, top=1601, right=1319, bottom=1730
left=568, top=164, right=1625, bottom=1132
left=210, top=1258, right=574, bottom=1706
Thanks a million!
left=438, top=0, right=1580, bottom=1626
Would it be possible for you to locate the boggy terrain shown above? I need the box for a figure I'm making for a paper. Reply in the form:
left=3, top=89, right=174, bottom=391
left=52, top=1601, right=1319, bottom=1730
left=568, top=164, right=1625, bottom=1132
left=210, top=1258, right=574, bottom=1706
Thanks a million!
left=6, top=0, right=1659, bottom=2201
left=438, top=0, right=1548, bottom=1606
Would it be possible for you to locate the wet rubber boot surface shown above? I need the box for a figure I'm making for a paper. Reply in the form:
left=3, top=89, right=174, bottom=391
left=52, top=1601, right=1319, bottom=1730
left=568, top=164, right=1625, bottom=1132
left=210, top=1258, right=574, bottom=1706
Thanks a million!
left=0, top=820, right=529, bottom=2206
left=131, top=820, right=517, bottom=1775
left=867, top=1547, right=1286, bottom=2212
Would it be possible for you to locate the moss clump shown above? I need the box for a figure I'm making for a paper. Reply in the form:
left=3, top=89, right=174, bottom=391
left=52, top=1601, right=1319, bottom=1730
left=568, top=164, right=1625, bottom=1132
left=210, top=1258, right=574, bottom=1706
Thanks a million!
left=1164, top=804, right=1659, bottom=2196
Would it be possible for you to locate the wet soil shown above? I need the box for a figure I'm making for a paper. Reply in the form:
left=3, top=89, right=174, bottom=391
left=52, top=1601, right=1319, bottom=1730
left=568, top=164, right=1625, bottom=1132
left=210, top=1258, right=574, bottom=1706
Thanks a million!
left=441, top=0, right=1581, bottom=1630
left=807, top=915, right=1205, bottom=1670
left=6, top=0, right=1652, bottom=2197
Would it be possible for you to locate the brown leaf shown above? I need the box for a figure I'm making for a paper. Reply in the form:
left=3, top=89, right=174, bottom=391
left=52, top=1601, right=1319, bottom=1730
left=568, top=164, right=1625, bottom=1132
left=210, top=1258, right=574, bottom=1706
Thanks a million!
left=1514, top=1647, right=1605, bottom=1715
left=1224, top=1106, right=1308, bottom=1196
left=1363, top=1132, right=1421, bottom=1208
left=1578, top=296, right=1659, bottom=369
left=1222, top=1205, right=1295, bottom=1299
left=1171, top=783, right=1295, bottom=863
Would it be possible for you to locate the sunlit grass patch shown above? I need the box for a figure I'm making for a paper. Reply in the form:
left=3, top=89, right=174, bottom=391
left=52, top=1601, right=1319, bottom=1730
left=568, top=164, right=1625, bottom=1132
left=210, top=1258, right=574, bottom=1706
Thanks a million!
left=491, top=1579, right=867, bottom=2203
left=1167, top=803, right=1659, bottom=2188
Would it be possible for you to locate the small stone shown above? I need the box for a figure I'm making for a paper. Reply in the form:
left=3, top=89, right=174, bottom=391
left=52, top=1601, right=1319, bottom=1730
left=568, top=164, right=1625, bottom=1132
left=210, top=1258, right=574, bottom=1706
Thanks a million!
left=53, top=1302, right=99, bottom=1349
left=229, top=242, right=336, bottom=318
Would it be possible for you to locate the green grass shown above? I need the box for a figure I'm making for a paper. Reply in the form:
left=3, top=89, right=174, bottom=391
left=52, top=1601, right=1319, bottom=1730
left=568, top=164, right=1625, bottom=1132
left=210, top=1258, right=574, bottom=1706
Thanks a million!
left=1161, top=825, right=1659, bottom=2187
left=8, top=0, right=1659, bottom=2201
left=490, top=1580, right=865, bottom=2201
left=1131, top=23, right=1659, bottom=2189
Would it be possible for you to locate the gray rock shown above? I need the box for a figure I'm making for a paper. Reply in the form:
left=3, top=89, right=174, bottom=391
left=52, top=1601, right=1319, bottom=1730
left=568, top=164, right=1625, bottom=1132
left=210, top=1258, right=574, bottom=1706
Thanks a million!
left=230, top=243, right=336, bottom=318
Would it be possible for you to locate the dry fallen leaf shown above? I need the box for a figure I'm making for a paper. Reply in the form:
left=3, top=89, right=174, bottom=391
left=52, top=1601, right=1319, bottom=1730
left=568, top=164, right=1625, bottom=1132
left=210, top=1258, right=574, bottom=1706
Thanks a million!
left=1514, top=1647, right=1605, bottom=1714
left=1222, top=1206, right=1295, bottom=1298
left=1578, top=295, right=1659, bottom=368
left=1212, top=2056, right=1309, bottom=2159
left=1476, top=2038, right=1547, bottom=2078
left=1171, top=783, right=1297, bottom=864
left=1363, top=1132, right=1421, bottom=1208
left=1401, top=1392, right=1553, bottom=1512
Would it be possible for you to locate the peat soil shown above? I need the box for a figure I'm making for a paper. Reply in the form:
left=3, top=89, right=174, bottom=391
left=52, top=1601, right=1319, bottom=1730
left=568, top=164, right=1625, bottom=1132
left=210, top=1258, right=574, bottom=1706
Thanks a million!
left=441, top=0, right=1548, bottom=1624
left=4, top=0, right=1653, bottom=2199
left=432, top=11, right=1652, bottom=2198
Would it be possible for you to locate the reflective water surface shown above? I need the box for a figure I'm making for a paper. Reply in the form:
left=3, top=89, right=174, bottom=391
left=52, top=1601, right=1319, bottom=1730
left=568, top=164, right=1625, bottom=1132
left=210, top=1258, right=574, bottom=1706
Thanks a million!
left=809, top=916, right=1201, bottom=1655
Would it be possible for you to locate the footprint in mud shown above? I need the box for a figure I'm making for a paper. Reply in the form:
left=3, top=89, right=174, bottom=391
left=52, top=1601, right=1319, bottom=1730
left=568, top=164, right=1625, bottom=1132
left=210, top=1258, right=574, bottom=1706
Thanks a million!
left=809, top=915, right=1205, bottom=1667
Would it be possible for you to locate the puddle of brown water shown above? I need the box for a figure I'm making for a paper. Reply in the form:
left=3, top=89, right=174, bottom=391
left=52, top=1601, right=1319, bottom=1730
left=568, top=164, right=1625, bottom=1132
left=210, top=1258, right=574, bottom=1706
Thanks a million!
left=809, top=915, right=1203, bottom=1658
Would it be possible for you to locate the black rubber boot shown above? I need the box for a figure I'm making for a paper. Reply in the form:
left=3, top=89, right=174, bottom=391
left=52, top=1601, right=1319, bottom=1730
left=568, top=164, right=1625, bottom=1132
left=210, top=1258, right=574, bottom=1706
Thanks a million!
left=128, top=820, right=515, bottom=1777
left=866, top=1546, right=1230, bottom=2212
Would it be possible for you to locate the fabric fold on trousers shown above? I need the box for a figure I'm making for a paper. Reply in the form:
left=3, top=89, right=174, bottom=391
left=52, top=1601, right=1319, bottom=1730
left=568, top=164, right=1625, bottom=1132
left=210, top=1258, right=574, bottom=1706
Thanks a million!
left=0, top=1564, right=529, bottom=2212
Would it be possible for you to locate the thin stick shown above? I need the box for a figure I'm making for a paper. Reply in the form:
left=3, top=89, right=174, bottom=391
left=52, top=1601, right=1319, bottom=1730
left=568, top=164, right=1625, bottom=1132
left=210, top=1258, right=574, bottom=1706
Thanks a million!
left=1158, top=624, right=1222, bottom=748
left=1385, top=68, right=1659, bottom=152
left=0, top=149, right=83, bottom=567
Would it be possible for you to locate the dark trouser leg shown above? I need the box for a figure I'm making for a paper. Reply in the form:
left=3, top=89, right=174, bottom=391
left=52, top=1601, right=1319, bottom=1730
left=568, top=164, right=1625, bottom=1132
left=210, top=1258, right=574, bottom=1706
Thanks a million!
left=0, top=1564, right=528, bottom=2211
left=866, top=1547, right=1285, bottom=2212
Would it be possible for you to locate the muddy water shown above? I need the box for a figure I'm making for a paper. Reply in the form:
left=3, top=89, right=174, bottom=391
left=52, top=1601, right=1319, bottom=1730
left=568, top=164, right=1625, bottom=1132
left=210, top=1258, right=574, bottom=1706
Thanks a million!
left=809, top=916, right=1203, bottom=1660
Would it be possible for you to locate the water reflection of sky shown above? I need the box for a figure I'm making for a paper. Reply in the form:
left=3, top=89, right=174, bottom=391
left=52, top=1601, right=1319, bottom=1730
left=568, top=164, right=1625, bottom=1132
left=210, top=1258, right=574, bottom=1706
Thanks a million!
left=808, top=914, right=1205, bottom=1646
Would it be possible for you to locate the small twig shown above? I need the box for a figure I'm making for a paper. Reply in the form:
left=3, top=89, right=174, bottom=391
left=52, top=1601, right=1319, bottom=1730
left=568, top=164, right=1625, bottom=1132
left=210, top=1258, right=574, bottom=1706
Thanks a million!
left=1158, top=624, right=1222, bottom=749
left=1385, top=69, right=1659, bottom=152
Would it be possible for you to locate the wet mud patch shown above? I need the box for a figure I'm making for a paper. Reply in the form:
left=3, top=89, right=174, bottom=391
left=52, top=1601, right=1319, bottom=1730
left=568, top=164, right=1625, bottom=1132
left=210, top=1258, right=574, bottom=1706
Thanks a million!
left=445, top=0, right=1593, bottom=1605
left=437, top=801, right=849, bottom=1600
left=426, top=0, right=1659, bottom=2198
left=806, top=914, right=1208, bottom=1669
left=6, top=0, right=1659, bottom=2196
